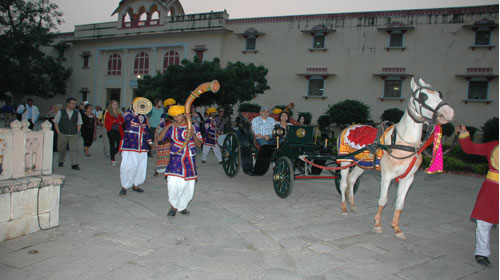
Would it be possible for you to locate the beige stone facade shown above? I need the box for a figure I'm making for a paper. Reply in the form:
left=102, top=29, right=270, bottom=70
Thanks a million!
left=46, top=1, right=498, bottom=127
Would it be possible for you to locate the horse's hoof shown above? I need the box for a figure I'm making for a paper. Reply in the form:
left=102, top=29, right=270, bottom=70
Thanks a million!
left=394, top=232, right=407, bottom=240
left=342, top=212, right=349, bottom=218
left=372, top=226, right=383, bottom=234
left=350, top=206, right=358, bottom=212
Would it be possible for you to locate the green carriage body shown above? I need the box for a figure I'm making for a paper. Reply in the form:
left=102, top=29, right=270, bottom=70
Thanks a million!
left=221, top=113, right=359, bottom=198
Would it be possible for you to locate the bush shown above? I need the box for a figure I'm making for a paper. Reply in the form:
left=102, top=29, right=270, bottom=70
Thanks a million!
left=298, top=112, right=312, bottom=125
left=238, top=103, right=260, bottom=113
left=443, top=157, right=466, bottom=172
left=327, top=99, right=371, bottom=128
left=466, top=126, right=478, bottom=141
left=441, top=123, right=455, bottom=137
left=481, top=117, right=499, bottom=143
left=381, top=108, right=404, bottom=123
left=473, top=163, right=489, bottom=175
left=317, top=114, right=330, bottom=129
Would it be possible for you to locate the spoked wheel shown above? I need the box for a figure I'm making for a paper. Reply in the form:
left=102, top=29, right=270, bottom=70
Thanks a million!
left=334, top=165, right=361, bottom=195
left=222, top=132, right=240, bottom=177
left=273, top=157, right=294, bottom=198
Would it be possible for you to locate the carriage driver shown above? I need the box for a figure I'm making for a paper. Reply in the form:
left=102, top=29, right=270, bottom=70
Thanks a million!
left=251, top=106, right=276, bottom=146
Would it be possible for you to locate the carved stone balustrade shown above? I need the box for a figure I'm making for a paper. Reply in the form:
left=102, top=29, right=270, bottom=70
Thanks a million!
left=0, top=120, right=64, bottom=242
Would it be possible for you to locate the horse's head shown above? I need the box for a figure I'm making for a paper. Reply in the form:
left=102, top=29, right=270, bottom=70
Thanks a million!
left=409, top=78, right=454, bottom=124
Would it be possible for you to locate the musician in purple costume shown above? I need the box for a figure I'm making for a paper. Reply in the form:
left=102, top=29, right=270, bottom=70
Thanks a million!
left=157, top=105, right=202, bottom=217
left=118, top=106, right=153, bottom=196
left=201, top=107, right=222, bottom=163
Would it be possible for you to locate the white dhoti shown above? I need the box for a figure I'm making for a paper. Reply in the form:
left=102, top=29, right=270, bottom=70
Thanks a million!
left=475, top=219, right=493, bottom=257
left=120, top=151, right=148, bottom=189
left=202, top=144, right=222, bottom=162
left=167, top=176, right=195, bottom=211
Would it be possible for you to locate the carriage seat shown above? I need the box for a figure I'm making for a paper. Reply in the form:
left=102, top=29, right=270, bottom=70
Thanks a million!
left=240, top=112, right=299, bottom=149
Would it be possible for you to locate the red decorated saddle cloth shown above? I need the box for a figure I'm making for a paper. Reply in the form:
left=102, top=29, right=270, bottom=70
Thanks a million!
left=337, top=124, right=392, bottom=170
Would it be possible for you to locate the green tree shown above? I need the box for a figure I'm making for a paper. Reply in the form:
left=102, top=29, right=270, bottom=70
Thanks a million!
left=0, top=0, right=71, bottom=103
left=136, top=57, right=270, bottom=108
left=381, top=108, right=404, bottom=123
left=327, top=99, right=371, bottom=128
left=481, top=117, right=499, bottom=143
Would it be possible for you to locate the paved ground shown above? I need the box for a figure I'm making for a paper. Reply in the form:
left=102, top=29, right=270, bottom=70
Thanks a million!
left=0, top=136, right=498, bottom=280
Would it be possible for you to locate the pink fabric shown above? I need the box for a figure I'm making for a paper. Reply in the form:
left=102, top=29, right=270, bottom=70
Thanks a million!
left=425, top=125, right=443, bottom=174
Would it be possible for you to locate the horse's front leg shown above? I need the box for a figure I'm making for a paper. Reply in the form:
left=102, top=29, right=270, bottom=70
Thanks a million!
left=347, top=166, right=364, bottom=212
left=339, top=164, right=350, bottom=217
left=374, top=174, right=391, bottom=233
left=391, top=175, right=415, bottom=240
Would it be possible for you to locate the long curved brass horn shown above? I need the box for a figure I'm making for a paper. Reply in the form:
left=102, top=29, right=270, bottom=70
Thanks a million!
left=173, top=80, right=220, bottom=155
left=132, top=97, right=153, bottom=115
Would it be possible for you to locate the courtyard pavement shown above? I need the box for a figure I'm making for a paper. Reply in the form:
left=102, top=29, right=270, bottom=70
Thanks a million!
left=0, top=136, right=498, bottom=280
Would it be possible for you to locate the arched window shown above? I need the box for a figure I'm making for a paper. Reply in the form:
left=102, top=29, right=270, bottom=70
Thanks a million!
left=134, top=52, right=149, bottom=75
left=107, top=53, right=122, bottom=75
left=163, top=50, right=180, bottom=72
left=138, top=6, right=147, bottom=26
left=122, top=8, right=133, bottom=28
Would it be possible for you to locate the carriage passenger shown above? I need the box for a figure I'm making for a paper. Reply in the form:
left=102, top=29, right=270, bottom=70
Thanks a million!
left=251, top=106, right=276, bottom=146
left=275, top=109, right=292, bottom=144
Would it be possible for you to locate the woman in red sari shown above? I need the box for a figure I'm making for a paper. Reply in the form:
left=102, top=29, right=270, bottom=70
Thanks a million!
left=457, top=125, right=498, bottom=266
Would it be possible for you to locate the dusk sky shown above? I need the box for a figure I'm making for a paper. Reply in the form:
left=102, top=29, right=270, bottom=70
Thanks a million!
left=51, top=0, right=498, bottom=32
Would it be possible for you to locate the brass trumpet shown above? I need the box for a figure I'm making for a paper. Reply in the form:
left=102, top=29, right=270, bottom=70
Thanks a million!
left=133, top=97, right=152, bottom=115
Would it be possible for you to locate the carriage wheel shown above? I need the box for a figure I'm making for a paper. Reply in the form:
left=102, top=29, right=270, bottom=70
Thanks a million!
left=222, top=132, right=240, bottom=177
left=273, top=157, right=294, bottom=198
left=334, top=166, right=361, bottom=195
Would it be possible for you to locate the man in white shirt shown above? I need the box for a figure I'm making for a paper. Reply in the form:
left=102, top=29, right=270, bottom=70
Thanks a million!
left=251, top=106, right=276, bottom=146
left=16, top=98, right=40, bottom=130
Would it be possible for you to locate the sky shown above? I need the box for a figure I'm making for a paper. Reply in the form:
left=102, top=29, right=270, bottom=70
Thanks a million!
left=51, top=0, right=498, bottom=32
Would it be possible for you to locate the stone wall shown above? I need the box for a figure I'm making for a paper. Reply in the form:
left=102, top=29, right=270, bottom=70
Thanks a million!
left=0, top=175, right=64, bottom=242
left=0, top=120, right=65, bottom=242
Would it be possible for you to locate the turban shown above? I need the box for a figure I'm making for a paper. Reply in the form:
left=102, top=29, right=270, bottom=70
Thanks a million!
left=133, top=97, right=142, bottom=104
left=168, top=105, right=185, bottom=116
left=206, top=107, right=217, bottom=114
left=272, top=108, right=282, bottom=114
left=163, top=98, right=176, bottom=107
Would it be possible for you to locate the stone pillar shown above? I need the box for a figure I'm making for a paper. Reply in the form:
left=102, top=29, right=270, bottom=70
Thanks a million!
left=41, top=121, right=53, bottom=175
left=10, top=120, right=25, bottom=178
left=152, top=47, right=158, bottom=74
left=121, top=48, right=130, bottom=104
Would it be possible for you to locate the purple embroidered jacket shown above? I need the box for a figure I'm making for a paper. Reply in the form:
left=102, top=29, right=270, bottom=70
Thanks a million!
left=163, top=124, right=202, bottom=180
left=120, top=110, right=152, bottom=153
left=203, top=117, right=217, bottom=147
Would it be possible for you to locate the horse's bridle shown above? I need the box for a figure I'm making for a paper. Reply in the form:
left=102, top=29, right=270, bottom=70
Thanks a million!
left=407, top=86, right=449, bottom=125
left=385, top=86, right=449, bottom=160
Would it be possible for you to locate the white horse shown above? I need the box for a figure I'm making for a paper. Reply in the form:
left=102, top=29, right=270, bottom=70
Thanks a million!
left=337, top=78, right=455, bottom=240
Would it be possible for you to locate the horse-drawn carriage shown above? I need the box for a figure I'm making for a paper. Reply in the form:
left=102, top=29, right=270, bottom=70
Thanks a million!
left=220, top=112, right=362, bottom=198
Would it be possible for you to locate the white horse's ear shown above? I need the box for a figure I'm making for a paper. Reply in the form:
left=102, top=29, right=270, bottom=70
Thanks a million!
left=419, top=78, right=431, bottom=88
left=410, top=77, right=418, bottom=91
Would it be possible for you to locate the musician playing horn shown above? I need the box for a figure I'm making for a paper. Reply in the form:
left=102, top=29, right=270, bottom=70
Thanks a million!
left=157, top=105, right=203, bottom=217
left=118, top=98, right=153, bottom=197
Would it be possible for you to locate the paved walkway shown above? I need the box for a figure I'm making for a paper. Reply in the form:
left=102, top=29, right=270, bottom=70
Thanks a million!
left=0, top=137, right=498, bottom=279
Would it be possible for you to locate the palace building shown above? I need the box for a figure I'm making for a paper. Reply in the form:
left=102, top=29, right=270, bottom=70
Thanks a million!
left=45, top=0, right=498, bottom=127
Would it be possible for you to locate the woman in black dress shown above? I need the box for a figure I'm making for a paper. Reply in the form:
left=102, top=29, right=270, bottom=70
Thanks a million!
left=81, top=104, right=96, bottom=156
